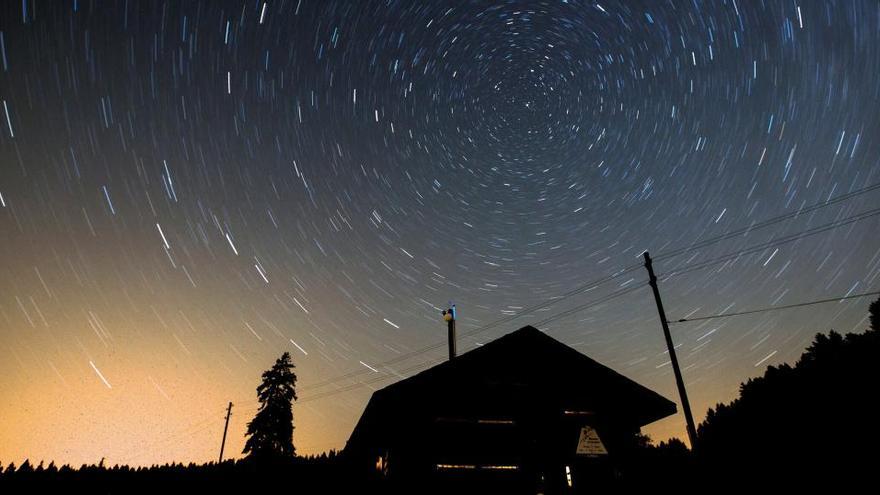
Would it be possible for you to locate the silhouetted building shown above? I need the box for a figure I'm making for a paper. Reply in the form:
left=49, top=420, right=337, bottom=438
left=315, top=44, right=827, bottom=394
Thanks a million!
left=344, top=326, right=676, bottom=493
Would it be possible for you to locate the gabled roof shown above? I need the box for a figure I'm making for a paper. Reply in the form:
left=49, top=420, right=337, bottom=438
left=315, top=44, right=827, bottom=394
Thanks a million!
left=346, top=326, right=676, bottom=452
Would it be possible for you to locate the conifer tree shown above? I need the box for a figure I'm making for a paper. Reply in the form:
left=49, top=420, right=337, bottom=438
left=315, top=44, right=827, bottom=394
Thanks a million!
left=243, top=352, right=298, bottom=462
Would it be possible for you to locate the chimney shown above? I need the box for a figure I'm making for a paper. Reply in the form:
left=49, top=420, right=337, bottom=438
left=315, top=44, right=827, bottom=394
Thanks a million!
left=442, top=305, right=456, bottom=360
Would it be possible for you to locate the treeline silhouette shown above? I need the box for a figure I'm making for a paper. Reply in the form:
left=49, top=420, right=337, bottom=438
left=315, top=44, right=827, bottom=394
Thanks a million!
left=2, top=297, right=878, bottom=493
left=0, top=452, right=347, bottom=493
left=693, top=295, right=880, bottom=485
left=628, top=295, right=880, bottom=489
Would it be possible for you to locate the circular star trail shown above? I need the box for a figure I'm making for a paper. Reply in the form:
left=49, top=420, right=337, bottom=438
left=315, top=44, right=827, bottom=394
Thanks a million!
left=0, top=0, right=878, bottom=465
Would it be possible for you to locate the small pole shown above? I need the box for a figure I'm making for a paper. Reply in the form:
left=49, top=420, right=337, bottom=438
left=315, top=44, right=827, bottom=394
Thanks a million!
left=219, top=401, right=233, bottom=463
left=643, top=252, right=699, bottom=449
left=443, top=305, right=456, bottom=360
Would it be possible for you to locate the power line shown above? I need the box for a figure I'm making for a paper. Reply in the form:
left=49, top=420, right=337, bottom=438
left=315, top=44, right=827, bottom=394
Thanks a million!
left=303, top=204, right=880, bottom=395
left=671, top=290, right=880, bottom=323
left=530, top=283, right=649, bottom=328
left=298, top=207, right=880, bottom=403
left=298, top=283, right=651, bottom=404
left=116, top=414, right=227, bottom=465
left=659, top=207, right=880, bottom=281
left=299, top=263, right=644, bottom=392
left=651, top=182, right=880, bottom=264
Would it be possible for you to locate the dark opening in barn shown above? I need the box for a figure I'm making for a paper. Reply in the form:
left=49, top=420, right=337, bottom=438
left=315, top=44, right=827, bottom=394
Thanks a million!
left=343, top=325, right=677, bottom=493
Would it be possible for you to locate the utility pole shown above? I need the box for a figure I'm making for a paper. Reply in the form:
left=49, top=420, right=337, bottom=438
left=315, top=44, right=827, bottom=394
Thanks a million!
left=643, top=252, right=699, bottom=449
left=219, top=402, right=233, bottom=463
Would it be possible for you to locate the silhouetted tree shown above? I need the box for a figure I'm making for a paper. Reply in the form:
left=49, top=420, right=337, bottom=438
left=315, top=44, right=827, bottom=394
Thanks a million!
left=695, top=295, right=880, bottom=486
left=242, top=352, right=298, bottom=463
left=17, top=460, right=33, bottom=474
left=870, top=295, right=880, bottom=333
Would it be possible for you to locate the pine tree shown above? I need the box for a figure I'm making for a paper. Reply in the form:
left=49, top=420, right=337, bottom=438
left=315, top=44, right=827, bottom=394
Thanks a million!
left=243, top=352, right=298, bottom=462
left=869, top=295, right=879, bottom=332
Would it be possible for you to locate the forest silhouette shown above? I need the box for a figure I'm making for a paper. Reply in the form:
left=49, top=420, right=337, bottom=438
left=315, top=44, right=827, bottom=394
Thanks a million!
left=2, top=297, right=878, bottom=493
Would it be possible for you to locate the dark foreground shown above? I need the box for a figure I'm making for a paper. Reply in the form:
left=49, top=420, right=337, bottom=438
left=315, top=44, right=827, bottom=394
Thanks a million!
left=0, top=444, right=874, bottom=494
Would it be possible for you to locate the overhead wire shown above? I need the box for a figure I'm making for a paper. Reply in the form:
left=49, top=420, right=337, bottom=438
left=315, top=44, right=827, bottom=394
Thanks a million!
left=658, top=207, right=880, bottom=281
left=671, top=290, right=880, bottom=323
left=299, top=207, right=880, bottom=402
left=302, top=196, right=880, bottom=394
left=298, top=282, right=654, bottom=403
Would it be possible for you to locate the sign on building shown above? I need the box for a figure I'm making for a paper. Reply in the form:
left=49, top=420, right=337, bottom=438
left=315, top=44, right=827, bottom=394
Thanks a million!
left=575, top=426, right=608, bottom=456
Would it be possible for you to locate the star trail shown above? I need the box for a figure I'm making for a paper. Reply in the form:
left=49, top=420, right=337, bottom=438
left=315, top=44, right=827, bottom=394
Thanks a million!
left=1, top=0, right=878, bottom=466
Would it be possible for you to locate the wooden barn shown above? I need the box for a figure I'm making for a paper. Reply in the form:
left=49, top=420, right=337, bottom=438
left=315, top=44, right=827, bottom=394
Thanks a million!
left=343, top=325, right=676, bottom=493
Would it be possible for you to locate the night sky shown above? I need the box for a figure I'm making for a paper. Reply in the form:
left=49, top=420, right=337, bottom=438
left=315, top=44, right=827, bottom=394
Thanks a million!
left=1, top=0, right=878, bottom=467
